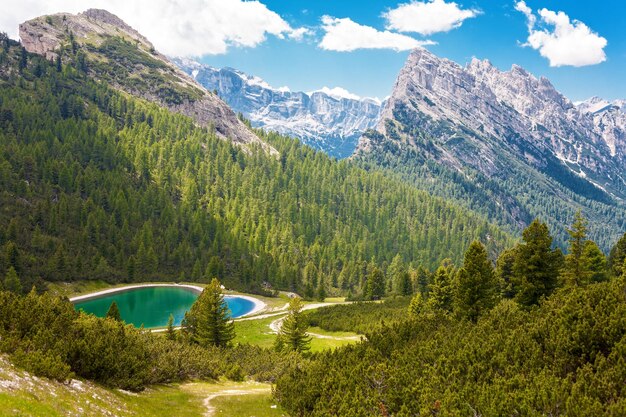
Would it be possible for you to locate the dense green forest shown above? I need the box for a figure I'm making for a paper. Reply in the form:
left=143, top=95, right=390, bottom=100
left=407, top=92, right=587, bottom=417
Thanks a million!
left=275, top=220, right=626, bottom=416
left=0, top=34, right=512, bottom=296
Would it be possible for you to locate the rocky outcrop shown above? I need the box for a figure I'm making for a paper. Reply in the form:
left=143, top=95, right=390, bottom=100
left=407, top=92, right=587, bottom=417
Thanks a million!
left=361, top=47, right=625, bottom=199
left=577, top=97, right=626, bottom=159
left=175, top=59, right=381, bottom=158
left=19, top=9, right=270, bottom=151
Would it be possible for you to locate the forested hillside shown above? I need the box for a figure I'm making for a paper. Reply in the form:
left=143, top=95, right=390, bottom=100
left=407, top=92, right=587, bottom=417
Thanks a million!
left=0, top=35, right=512, bottom=295
left=275, top=220, right=626, bottom=416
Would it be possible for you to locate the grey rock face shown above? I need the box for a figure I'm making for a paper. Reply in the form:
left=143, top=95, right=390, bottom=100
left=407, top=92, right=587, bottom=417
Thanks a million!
left=363, top=47, right=625, bottom=199
left=175, top=59, right=381, bottom=158
left=577, top=97, right=626, bottom=160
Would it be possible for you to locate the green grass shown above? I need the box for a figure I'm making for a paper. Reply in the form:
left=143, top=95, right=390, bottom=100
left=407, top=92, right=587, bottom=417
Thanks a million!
left=182, top=381, right=284, bottom=416
left=234, top=316, right=283, bottom=348
left=309, top=337, right=357, bottom=352
left=308, top=326, right=360, bottom=338
left=210, top=392, right=286, bottom=416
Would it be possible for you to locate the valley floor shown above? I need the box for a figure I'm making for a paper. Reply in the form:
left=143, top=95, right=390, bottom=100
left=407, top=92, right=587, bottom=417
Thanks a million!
left=0, top=282, right=360, bottom=416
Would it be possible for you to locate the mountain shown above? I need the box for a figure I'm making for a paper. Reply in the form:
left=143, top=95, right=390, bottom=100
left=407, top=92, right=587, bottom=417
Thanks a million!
left=356, top=48, right=626, bottom=249
left=175, top=59, right=381, bottom=158
left=0, top=14, right=515, bottom=295
left=18, top=9, right=269, bottom=150
left=576, top=97, right=626, bottom=160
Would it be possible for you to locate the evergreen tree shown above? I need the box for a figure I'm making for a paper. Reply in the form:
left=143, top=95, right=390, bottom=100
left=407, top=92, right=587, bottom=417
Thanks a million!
left=316, top=278, right=327, bottom=302
left=512, top=219, right=563, bottom=306
left=415, top=265, right=430, bottom=295
left=4, top=266, right=21, bottom=293
left=276, top=297, right=311, bottom=353
left=426, top=262, right=454, bottom=312
left=166, top=313, right=175, bottom=340
left=608, top=232, right=626, bottom=278
left=182, top=278, right=234, bottom=348
left=106, top=301, right=122, bottom=321
left=365, top=266, right=385, bottom=300
left=583, top=241, right=608, bottom=283
left=454, top=241, right=498, bottom=321
left=397, top=271, right=413, bottom=296
left=496, top=248, right=517, bottom=299
left=387, top=255, right=406, bottom=295
left=408, top=292, right=424, bottom=317
left=561, top=212, right=592, bottom=286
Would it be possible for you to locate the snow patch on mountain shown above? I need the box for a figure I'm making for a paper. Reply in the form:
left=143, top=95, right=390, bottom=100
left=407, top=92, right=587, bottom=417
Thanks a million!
left=173, top=58, right=382, bottom=158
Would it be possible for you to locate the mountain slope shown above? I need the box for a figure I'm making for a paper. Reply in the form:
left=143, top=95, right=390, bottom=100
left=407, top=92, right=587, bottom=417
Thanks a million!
left=0, top=31, right=514, bottom=296
left=175, top=59, right=381, bottom=158
left=18, top=9, right=267, bottom=149
left=356, top=48, right=626, bottom=250
left=577, top=97, right=626, bottom=159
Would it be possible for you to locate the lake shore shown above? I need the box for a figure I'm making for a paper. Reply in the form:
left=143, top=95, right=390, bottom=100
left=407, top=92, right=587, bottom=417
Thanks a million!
left=69, top=283, right=267, bottom=319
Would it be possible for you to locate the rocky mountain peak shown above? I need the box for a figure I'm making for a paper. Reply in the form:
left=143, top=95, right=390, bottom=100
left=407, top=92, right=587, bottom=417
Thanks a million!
left=19, top=10, right=270, bottom=151
left=362, top=47, right=625, bottom=199
left=176, top=59, right=382, bottom=158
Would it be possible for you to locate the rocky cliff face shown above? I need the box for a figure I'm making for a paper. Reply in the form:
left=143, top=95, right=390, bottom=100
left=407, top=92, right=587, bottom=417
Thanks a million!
left=577, top=97, right=626, bottom=160
left=362, top=47, right=625, bottom=199
left=175, top=59, right=381, bottom=158
left=19, top=9, right=269, bottom=151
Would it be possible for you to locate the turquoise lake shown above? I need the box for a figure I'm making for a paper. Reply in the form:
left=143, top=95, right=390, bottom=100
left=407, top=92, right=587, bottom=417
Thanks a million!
left=73, top=286, right=255, bottom=328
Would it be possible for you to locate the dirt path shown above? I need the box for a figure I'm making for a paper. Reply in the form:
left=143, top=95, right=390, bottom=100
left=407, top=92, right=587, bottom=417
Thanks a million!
left=203, top=387, right=271, bottom=417
left=269, top=315, right=362, bottom=341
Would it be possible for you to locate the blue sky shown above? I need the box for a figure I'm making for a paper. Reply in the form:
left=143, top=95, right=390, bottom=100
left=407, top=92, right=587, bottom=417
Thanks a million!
left=3, top=0, right=624, bottom=102
left=197, top=0, right=626, bottom=102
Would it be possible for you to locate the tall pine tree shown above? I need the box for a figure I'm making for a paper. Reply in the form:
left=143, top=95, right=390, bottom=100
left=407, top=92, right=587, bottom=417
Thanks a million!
left=182, top=278, right=234, bottom=348
left=454, top=241, right=498, bottom=322
left=512, top=219, right=563, bottom=306
left=275, top=297, right=311, bottom=353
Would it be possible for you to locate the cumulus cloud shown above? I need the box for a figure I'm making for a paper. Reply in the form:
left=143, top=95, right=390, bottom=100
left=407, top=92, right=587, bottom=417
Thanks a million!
left=0, top=0, right=306, bottom=57
left=515, top=1, right=607, bottom=67
left=319, top=16, right=434, bottom=52
left=384, top=0, right=479, bottom=35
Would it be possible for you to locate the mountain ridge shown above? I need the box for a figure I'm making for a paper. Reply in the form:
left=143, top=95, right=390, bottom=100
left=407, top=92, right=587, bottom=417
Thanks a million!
left=175, top=58, right=382, bottom=158
left=18, top=9, right=271, bottom=152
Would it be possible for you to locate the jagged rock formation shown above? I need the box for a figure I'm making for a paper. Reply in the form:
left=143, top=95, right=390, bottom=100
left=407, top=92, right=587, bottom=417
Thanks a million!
left=175, top=59, right=381, bottom=158
left=19, top=9, right=270, bottom=150
left=577, top=97, right=626, bottom=160
left=357, top=47, right=626, bottom=249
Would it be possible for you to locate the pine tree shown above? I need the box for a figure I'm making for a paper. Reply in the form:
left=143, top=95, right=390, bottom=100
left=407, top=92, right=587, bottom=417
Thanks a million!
left=454, top=241, right=498, bottom=322
left=106, top=301, right=122, bottom=321
left=365, top=267, right=385, bottom=300
left=496, top=248, right=517, bottom=299
left=182, top=278, right=234, bottom=348
left=166, top=314, right=175, bottom=340
left=316, top=278, right=327, bottom=302
left=426, top=262, right=454, bottom=312
left=4, top=266, right=21, bottom=293
left=608, top=232, right=626, bottom=278
left=415, top=265, right=430, bottom=294
left=276, top=297, right=311, bottom=353
left=512, top=219, right=563, bottom=306
left=561, top=212, right=592, bottom=286
left=583, top=241, right=608, bottom=283
left=408, top=292, right=424, bottom=317
left=397, top=271, right=413, bottom=296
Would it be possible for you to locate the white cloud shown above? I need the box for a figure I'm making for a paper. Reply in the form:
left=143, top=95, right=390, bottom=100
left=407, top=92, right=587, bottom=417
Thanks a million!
left=319, top=16, right=434, bottom=52
left=384, top=0, right=479, bottom=35
left=310, top=86, right=362, bottom=101
left=515, top=1, right=607, bottom=67
left=0, top=0, right=306, bottom=57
